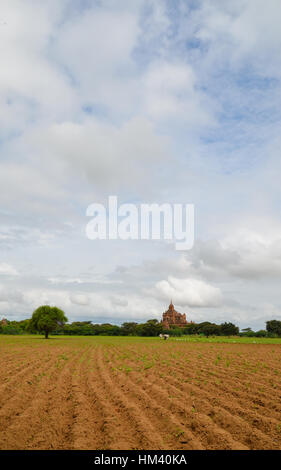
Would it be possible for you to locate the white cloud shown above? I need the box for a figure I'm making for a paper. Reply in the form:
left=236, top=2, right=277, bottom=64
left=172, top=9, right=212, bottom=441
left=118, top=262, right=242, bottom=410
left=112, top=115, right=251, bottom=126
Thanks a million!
left=0, top=163, right=67, bottom=210
left=195, top=219, right=281, bottom=281
left=17, top=286, right=161, bottom=322
left=151, top=276, right=223, bottom=308
left=0, top=263, right=18, bottom=276
left=142, top=61, right=213, bottom=126
left=70, top=293, right=90, bottom=306
left=23, top=288, right=71, bottom=310
left=28, top=116, right=170, bottom=192
left=0, top=0, right=76, bottom=121
left=0, top=286, right=23, bottom=303
left=54, top=5, right=140, bottom=114
left=196, top=0, right=281, bottom=75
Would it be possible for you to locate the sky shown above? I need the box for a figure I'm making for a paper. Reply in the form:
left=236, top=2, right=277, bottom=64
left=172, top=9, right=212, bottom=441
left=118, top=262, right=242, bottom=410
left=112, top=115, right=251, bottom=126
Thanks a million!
left=1, top=0, right=281, bottom=330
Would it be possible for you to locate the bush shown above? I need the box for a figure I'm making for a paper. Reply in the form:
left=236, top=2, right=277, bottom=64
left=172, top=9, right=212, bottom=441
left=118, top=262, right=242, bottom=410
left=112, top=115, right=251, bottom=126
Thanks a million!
left=255, top=330, right=267, bottom=338
left=167, top=327, right=183, bottom=336
left=1, top=324, right=21, bottom=335
left=239, top=329, right=256, bottom=337
left=182, top=323, right=200, bottom=335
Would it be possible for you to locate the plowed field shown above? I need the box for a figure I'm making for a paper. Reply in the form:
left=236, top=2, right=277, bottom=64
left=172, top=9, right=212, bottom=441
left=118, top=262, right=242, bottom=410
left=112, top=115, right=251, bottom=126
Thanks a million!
left=0, top=335, right=281, bottom=450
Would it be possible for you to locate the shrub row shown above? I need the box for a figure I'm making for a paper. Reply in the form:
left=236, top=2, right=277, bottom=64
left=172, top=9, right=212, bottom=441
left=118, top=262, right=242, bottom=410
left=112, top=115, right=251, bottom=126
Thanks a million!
left=1, top=318, right=281, bottom=337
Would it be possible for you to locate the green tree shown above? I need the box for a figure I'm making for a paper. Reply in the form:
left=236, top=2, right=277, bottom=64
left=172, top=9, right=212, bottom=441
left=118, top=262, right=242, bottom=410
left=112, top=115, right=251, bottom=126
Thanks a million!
left=29, top=305, right=68, bottom=339
left=255, top=330, right=267, bottom=338
left=266, top=320, right=281, bottom=337
left=167, top=327, right=183, bottom=336
left=220, top=322, right=239, bottom=336
left=18, top=319, right=31, bottom=333
left=183, top=323, right=200, bottom=335
left=240, top=328, right=255, bottom=337
left=98, top=324, right=121, bottom=336
left=1, top=324, right=21, bottom=335
left=120, top=322, right=138, bottom=336
left=137, top=319, right=163, bottom=337
left=201, top=323, right=222, bottom=337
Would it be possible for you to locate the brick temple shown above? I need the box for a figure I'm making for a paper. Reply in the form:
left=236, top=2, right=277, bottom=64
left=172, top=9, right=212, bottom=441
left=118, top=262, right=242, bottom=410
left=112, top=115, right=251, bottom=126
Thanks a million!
left=161, top=301, right=189, bottom=329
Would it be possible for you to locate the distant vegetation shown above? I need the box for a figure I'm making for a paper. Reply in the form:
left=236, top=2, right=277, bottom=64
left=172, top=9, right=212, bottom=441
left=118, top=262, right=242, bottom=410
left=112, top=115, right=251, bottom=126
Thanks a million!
left=1, top=309, right=281, bottom=338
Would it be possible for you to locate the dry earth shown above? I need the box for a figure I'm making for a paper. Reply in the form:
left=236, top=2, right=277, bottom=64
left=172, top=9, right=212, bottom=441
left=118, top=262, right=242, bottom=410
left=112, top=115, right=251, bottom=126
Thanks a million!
left=0, top=335, right=281, bottom=450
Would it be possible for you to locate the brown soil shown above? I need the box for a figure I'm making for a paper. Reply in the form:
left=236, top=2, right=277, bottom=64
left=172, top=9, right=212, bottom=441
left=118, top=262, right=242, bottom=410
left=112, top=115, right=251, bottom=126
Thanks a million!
left=0, top=337, right=280, bottom=450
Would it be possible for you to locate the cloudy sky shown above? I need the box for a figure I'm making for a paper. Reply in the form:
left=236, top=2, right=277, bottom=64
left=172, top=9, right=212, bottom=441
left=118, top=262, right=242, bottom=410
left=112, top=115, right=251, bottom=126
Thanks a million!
left=1, top=0, right=281, bottom=330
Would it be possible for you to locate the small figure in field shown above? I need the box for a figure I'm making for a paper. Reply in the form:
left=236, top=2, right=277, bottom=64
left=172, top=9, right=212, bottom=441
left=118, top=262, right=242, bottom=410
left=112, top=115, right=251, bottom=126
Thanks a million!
left=159, top=334, right=163, bottom=339
left=163, top=334, right=169, bottom=340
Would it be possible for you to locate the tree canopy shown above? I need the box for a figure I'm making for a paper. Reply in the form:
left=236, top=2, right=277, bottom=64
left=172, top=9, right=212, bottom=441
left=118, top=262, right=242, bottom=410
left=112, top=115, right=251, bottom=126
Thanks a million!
left=266, top=320, right=281, bottom=337
left=29, top=305, right=68, bottom=339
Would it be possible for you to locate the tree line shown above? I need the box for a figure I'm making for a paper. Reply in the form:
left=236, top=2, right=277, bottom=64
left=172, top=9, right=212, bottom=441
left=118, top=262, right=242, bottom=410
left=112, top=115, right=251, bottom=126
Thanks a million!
left=1, top=305, right=281, bottom=338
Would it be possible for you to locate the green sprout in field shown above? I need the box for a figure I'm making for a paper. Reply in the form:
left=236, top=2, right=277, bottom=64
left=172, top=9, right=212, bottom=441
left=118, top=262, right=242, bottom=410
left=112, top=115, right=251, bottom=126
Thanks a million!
left=175, top=429, right=185, bottom=438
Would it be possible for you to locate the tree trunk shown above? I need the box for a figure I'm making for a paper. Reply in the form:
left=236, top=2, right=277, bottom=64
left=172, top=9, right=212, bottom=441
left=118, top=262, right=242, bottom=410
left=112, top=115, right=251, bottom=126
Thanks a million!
left=45, top=330, right=49, bottom=339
